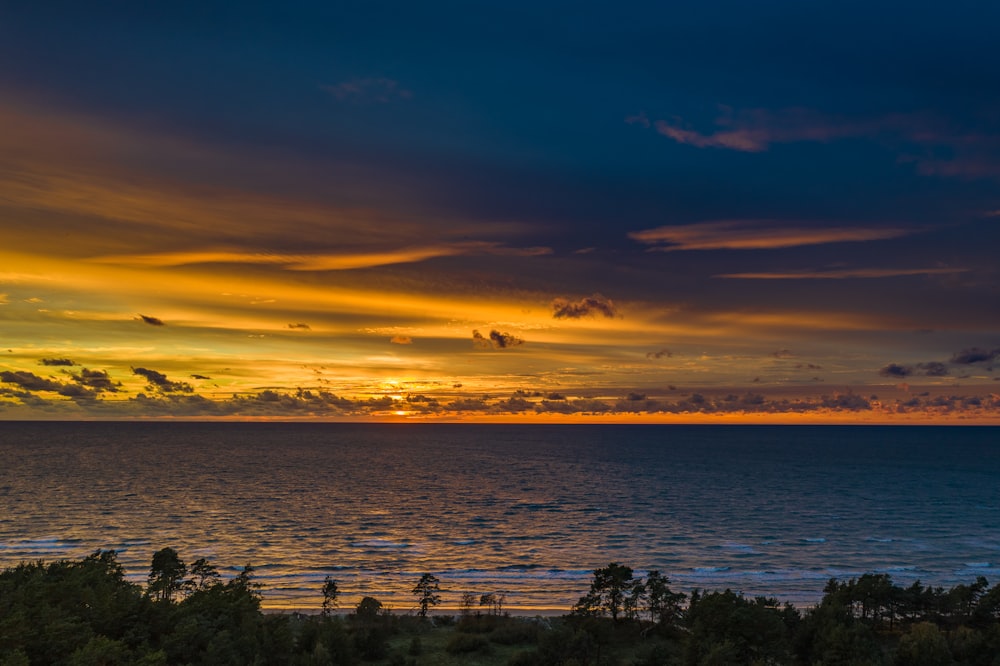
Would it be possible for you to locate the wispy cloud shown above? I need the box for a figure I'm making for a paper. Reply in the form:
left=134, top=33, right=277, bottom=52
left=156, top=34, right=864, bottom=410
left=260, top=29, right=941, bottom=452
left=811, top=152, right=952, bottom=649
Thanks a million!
left=551, top=293, right=619, bottom=319
left=89, top=242, right=549, bottom=272
left=637, top=107, right=1000, bottom=181
left=650, top=108, right=874, bottom=152
left=630, top=220, right=912, bottom=252
left=390, top=335, right=413, bottom=345
left=321, top=78, right=412, bottom=103
left=716, top=267, right=967, bottom=279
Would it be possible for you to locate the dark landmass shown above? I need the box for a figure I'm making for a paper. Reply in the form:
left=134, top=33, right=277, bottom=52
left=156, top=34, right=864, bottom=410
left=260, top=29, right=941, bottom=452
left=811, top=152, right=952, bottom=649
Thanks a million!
left=2, top=550, right=1000, bottom=665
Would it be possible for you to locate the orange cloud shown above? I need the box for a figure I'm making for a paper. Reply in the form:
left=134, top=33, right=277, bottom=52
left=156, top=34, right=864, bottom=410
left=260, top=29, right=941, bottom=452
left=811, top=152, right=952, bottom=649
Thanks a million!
left=716, top=267, right=968, bottom=279
left=629, top=220, right=912, bottom=251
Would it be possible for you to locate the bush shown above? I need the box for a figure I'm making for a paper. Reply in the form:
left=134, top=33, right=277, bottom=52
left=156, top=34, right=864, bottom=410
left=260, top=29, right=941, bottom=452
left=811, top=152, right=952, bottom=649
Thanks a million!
left=431, top=614, right=455, bottom=627
left=445, top=633, right=492, bottom=655
left=490, top=619, right=540, bottom=645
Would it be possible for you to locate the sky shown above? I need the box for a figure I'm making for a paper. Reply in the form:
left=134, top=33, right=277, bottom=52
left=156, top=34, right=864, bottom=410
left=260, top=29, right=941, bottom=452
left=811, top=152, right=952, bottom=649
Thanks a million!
left=1, top=1, right=998, bottom=422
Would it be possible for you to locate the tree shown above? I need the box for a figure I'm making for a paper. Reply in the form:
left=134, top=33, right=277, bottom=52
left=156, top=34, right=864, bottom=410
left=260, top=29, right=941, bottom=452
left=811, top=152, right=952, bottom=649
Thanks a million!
left=185, top=557, right=220, bottom=592
left=321, top=576, right=339, bottom=616
left=574, top=562, right=635, bottom=621
left=412, top=573, right=442, bottom=618
left=645, top=570, right=686, bottom=626
left=147, top=547, right=187, bottom=603
left=355, top=595, right=383, bottom=620
left=479, top=592, right=506, bottom=615
left=460, top=592, right=477, bottom=616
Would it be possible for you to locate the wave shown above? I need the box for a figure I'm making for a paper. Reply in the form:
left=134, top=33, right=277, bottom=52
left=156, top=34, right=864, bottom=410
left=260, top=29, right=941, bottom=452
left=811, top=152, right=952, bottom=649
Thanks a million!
left=349, top=540, right=411, bottom=549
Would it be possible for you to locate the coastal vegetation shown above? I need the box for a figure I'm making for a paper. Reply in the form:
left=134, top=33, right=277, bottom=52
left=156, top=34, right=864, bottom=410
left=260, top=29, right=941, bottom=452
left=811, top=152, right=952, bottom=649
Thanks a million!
left=2, top=552, right=1000, bottom=664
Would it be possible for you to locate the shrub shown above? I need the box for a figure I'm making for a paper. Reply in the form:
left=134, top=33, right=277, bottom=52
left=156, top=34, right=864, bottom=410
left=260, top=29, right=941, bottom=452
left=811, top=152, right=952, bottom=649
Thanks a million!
left=490, top=620, right=540, bottom=645
left=445, top=633, right=492, bottom=655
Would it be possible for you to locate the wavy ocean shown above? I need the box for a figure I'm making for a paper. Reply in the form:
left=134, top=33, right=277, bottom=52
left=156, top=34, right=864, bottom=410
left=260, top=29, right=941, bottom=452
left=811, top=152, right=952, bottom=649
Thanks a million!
left=1, top=422, right=998, bottom=612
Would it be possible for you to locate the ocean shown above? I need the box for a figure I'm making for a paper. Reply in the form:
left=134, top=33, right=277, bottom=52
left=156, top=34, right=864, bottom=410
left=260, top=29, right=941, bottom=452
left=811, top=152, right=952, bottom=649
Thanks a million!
left=1, top=422, right=998, bottom=612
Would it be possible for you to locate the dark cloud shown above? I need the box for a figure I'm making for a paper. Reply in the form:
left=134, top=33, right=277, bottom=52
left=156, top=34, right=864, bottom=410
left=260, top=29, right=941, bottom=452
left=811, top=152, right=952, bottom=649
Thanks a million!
left=70, top=368, right=120, bottom=393
left=950, top=347, right=999, bottom=364
left=472, top=329, right=524, bottom=349
left=878, top=363, right=913, bottom=378
left=131, top=367, right=193, bottom=393
left=137, top=314, right=165, bottom=326
left=772, top=349, right=794, bottom=358
left=794, top=363, right=823, bottom=370
left=551, top=293, right=618, bottom=319
left=646, top=349, right=672, bottom=359
left=39, top=358, right=77, bottom=366
left=916, top=361, right=949, bottom=377
left=56, top=384, right=96, bottom=399
left=0, top=370, right=97, bottom=401
left=0, top=370, right=64, bottom=392
left=288, top=323, right=311, bottom=330
left=190, top=374, right=211, bottom=380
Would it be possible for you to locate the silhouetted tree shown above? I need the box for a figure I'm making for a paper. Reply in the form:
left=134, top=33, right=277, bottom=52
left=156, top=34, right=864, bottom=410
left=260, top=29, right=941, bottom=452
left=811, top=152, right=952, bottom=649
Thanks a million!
left=148, top=547, right=187, bottom=603
left=321, top=575, right=339, bottom=616
left=574, top=562, right=634, bottom=621
left=479, top=591, right=506, bottom=615
left=460, top=592, right=477, bottom=616
left=185, top=557, right=220, bottom=592
left=412, top=573, right=442, bottom=618
left=645, top=570, right=686, bottom=626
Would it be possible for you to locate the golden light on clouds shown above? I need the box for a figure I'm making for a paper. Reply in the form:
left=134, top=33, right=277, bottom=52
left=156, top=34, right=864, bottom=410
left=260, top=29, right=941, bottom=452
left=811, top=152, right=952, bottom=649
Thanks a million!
left=0, top=96, right=997, bottom=423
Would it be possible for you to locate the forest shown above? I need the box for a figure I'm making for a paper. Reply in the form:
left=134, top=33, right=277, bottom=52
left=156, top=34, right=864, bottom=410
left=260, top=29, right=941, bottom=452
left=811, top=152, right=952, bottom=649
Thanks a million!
left=2, top=550, right=1000, bottom=665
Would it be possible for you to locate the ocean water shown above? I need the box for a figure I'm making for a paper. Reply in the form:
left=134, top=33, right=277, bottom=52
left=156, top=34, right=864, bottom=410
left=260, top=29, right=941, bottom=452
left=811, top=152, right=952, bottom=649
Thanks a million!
left=1, top=422, right=998, bottom=612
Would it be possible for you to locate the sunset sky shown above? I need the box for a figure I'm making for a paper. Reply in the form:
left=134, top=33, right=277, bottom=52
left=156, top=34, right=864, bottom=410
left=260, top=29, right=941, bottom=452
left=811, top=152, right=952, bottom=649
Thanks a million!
left=1, top=1, right=998, bottom=421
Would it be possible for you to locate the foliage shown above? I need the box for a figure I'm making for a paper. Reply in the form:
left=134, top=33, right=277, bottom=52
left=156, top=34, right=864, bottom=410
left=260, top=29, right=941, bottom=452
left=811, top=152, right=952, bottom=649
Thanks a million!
left=321, top=575, right=340, bottom=616
left=5, top=551, right=1000, bottom=665
left=411, top=573, right=442, bottom=618
left=147, top=547, right=187, bottom=603
left=574, top=562, right=638, bottom=621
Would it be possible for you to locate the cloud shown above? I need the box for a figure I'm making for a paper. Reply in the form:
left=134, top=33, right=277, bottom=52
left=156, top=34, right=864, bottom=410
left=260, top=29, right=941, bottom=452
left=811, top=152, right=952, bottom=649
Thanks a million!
left=916, top=361, right=949, bottom=377
left=92, top=242, right=549, bottom=272
left=0, top=370, right=65, bottom=392
left=0, top=293, right=7, bottom=304
left=639, top=107, right=1000, bottom=182
left=190, top=374, right=212, bottom=380
left=137, top=314, right=165, bottom=326
left=40, top=358, right=77, bottom=366
left=472, top=329, right=524, bottom=349
left=646, top=348, right=672, bottom=359
left=717, top=267, right=967, bottom=279
left=879, top=363, right=913, bottom=378
left=321, top=78, right=412, bottom=103
left=771, top=349, right=794, bottom=358
left=288, top=323, right=311, bottom=330
left=70, top=368, right=120, bottom=393
left=650, top=108, right=874, bottom=153
left=950, top=347, right=999, bottom=364
left=625, top=112, right=650, bottom=128
left=794, top=363, right=824, bottom=370
left=551, top=293, right=619, bottom=319
left=390, top=335, right=413, bottom=345
left=629, top=220, right=911, bottom=252
left=131, top=367, right=193, bottom=393
left=0, top=370, right=98, bottom=400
